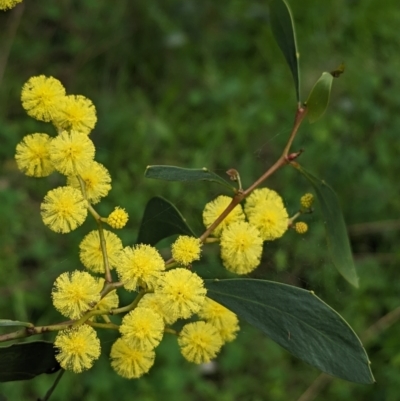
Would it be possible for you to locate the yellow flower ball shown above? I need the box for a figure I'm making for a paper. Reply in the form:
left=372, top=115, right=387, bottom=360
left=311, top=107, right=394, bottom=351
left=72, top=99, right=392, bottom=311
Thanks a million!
left=138, top=293, right=178, bottom=325
left=53, top=94, right=97, bottom=135
left=156, top=268, right=206, bottom=320
left=294, top=221, right=308, bottom=234
left=21, top=75, right=66, bottom=122
left=300, top=193, right=314, bottom=209
left=198, top=298, right=240, bottom=342
left=220, top=221, right=263, bottom=274
left=120, top=307, right=164, bottom=351
left=79, top=229, right=123, bottom=273
left=116, top=244, right=165, bottom=291
left=107, top=206, right=129, bottom=229
left=15, top=133, right=55, bottom=177
left=202, top=195, right=245, bottom=237
left=245, top=188, right=288, bottom=241
left=171, top=236, right=202, bottom=266
left=110, top=338, right=155, bottom=379
left=67, top=161, right=111, bottom=204
left=41, top=186, right=87, bottom=233
left=49, top=130, right=95, bottom=176
left=54, top=325, right=101, bottom=373
left=52, top=271, right=101, bottom=319
left=178, top=321, right=223, bottom=364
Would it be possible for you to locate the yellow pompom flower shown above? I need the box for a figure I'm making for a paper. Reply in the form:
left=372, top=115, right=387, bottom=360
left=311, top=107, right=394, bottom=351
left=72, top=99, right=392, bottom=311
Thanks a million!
left=245, top=188, right=288, bottom=241
left=300, top=193, right=314, bottom=209
left=294, top=222, right=308, bottom=234
left=171, top=236, right=202, bottom=266
left=54, top=325, right=101, bottom=373
left=178, top=321, right=223, bottom=364
left=220, top=221, right=263, bottom=275
left=198, top=298, right=240, bottom=342
left=41, top=186, right=87, bottom=233
left=120, top=307, right=164, bottom=351
left=245, top=188, right=284, bottom=214
left=110, top=338, right=155, bottom=379
left=52, top=271, right=101, bottom=319
left=67, top=161, right=111, bottom=204
left=49, top=130, right=95, bottom=176
left=21, top=75, right=66, bottom=122
left=0, top=0, right=23, bottom=10
left=15, top=133, right=54, bottom=177
left=156, top=268, right=206, bottom=320
left=53, top=95, right=97, bottom=135
left=116, top=244, right=165, bottom=291
left=203, top=195, right=245, bottom=236
left=138, top=293, right=177, bottom=325
left=107, top=207, right=129, bottom=229
left=79, top=229, right=123, bottom=273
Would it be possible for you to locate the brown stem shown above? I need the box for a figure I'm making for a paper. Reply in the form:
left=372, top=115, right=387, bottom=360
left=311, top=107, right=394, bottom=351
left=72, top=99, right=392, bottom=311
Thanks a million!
left=0, top=321, right=75, bottom=343
left=199, top=106, right=307, bottom=243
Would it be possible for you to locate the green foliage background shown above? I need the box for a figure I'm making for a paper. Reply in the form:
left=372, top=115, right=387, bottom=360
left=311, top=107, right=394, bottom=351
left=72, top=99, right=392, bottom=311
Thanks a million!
left=1, top=0, right=400, bottom=400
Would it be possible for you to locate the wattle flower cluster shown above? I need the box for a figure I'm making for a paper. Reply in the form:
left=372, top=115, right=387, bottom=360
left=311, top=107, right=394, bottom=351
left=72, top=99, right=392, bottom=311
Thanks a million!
left=15, top=75, right=241, bottom=379
left=202, top=190, right=290, bottom=274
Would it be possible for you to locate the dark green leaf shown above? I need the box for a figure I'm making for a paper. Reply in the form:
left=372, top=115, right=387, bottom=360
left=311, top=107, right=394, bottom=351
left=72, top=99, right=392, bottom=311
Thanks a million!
left=136, top=197, right=196, bottom=246
left=205, top=279, right=373, bottom=384
left=144, top=165, right=234, bottom=191
left=306, top=72, right=334, bottom=123
left=0, top=341, right=59, bottom=382
left=269, top=0, right=300, bottom=102
left=293, top=164, right=359, bottom=287
left=0, top=320, right=32, bottom=328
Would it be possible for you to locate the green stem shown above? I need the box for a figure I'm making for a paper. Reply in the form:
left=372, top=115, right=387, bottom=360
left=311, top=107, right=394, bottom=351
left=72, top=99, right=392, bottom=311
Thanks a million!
left=110, top=290, right=147, bottom=315
left=88, top=322, right=119, bottom=330
left=40, top=369, right=65, bottom=401
left=77, top=175, right=112, bottom=283
left=96, top=221, right=112, bottom=283
left=288, top=211, right=301, bottom=226
left=164, top=328, right=178, bottom=335
left=100, top=282, right=123, bottom=298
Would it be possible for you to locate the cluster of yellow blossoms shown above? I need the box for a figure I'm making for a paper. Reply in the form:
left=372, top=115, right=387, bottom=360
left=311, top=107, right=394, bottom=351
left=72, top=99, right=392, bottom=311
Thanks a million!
left=14, top=75, right=314, bottom=379
left=203, top=188, right=304, bottom=274
left=14, top=75, right=241, bottom=379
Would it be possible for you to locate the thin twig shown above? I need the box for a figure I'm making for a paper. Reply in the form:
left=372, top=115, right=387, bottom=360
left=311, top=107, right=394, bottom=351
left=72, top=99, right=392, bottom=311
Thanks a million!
left=0, top=3, right=24, bottom=87
left=199, top=106, right=307, bottom=242
left=40, top=369, right=65, bottom=401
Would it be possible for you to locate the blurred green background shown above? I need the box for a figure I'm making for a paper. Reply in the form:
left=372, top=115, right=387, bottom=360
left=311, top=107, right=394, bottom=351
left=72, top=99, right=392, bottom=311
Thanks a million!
left=1, top=0, right=400, bottom=400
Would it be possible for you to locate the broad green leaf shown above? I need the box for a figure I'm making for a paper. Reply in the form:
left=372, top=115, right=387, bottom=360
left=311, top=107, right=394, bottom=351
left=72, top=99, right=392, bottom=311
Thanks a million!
left=306, top=72, right=334, bottom=123
left=136, top=197, right=196, bottom=246
left=144, top=165, right=234, bottom=191
left=293, top=164, right=359, bottom=287
left=0, top=320, right=32, bottom=328
left=269, top=0, right=300, bottom=102
left=0, top=341, right=59, bottom=382
left=205, top=279, right=373, bottom=384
